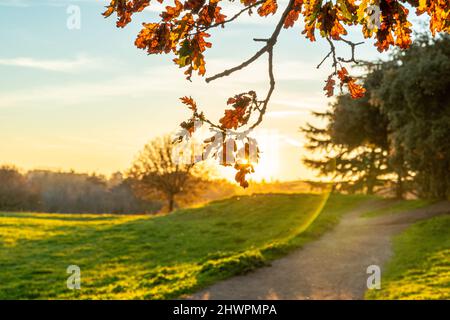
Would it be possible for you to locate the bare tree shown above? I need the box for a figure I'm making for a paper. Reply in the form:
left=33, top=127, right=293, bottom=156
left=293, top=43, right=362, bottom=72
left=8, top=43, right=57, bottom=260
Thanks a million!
left=128, top=135, right=210, bottom=212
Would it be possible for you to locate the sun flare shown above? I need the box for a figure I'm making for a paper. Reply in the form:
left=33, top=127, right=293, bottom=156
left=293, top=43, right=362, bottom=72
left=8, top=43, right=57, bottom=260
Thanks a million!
left=219, top=131, right=280, bottom=183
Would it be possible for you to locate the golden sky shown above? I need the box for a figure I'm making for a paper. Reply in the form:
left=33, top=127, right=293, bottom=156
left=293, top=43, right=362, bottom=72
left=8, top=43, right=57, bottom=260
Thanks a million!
left=0, top=0, right=399, bottom=181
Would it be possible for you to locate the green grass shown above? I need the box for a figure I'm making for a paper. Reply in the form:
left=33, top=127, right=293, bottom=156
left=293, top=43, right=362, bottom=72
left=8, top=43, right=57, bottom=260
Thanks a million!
left=362, top=199, right=432, bottom=218
left=366, top=214, right=450, bottom=300
left=0, top=193, right=369, bottom=299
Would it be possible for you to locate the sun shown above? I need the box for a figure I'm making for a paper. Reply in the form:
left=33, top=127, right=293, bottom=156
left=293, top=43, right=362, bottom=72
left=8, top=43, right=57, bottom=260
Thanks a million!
left=219, top=131, right=280, bottom=183
left=218, top=152, right=279, bottom=183
left=249, top=152, right=279, bottom=182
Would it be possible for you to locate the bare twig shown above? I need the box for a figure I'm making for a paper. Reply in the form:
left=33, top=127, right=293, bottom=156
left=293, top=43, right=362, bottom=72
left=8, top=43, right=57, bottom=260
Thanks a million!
left=206, top=0, right=296, bottom=83
left=253, top=38, right=270, bottom=42
left=316, top=50, right=332, bottom=69
left=199, top=0, right=265, bottom=31
left=250, top=46, right=275, bottom=130
left=326, top=37, right=338, bottom=74
left=318, top=36, right=364, bottom=69
left=338, top=37, right=364, bottom=63
left=205, top=45, right=269, bottom=83
left=317, top=37, right=364, bottom=73
left=200, top=0, right=297, bottom=136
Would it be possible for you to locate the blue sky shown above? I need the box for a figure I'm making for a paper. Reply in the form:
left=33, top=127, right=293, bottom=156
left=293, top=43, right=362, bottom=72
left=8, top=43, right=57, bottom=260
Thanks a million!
left=0, top=0, right=420, bottom=181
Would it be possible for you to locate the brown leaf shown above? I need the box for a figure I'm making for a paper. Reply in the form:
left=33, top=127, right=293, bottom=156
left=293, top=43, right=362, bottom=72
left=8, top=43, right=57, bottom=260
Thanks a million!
left=258, top=0, right=278, bottom=17
left=180, top=96, right=197, bottom=112
left=323, top=75, right=336, bottom=97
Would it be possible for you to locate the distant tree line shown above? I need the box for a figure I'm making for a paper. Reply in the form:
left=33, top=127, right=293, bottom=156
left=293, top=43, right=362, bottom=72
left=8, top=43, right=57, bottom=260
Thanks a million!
left=0, top=135, right=233, bottom=213
left=303, top=34, right=450, bottom=199
left=0, top=166, right=162, bottom=213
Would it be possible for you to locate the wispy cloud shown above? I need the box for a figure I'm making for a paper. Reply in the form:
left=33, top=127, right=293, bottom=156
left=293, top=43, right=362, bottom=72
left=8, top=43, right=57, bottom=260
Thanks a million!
left=0, top=54, right=99, bottom=72
left=0, top=0, right=104, bottom=7
left=278, top=134, right=303, bottom=148
left=272, top=95, right=330, bottom=110
left=0, top=54, right=329, bottom=111
left=0, top=0, right=28, bottom=7
left=0, top=67, right=179, bottom=108
left=205, top=58, right=329, bottom=83
left=266, top=110, right=309, bottom=118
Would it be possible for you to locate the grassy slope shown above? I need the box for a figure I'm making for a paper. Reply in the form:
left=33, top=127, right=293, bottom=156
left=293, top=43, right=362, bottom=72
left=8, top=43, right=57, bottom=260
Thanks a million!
left=362, top=199, right=432, bottom=218
left=366, top=215, right=450, bottom=300
left=0, top=193, right=368, bottom=299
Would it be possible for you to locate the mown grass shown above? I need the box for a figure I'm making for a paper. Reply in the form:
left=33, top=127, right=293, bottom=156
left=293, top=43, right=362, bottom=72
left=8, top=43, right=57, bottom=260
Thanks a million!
left=366, top=214, right=450, bottom=300
left=0, top=193, right=369, bottom=299
left=362, top=199, right=432, bottom=218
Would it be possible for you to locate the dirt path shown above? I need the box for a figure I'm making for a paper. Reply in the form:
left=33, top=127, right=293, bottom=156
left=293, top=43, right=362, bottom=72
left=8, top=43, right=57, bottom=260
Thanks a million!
left=189, top=200, right=450, bottom=300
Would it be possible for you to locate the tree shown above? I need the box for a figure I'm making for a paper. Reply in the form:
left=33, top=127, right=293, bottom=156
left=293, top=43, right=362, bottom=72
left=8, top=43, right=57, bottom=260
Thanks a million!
left=304, top=34, right=450, bottom=199
left=128, top=135, right=210, bottom=211
left=302, top=85, right=392, bottom=195
left=376, top=34, right=450, bottom=199
left=103, top=0, right=450, bottom=185
left=0, top=165, right=37, bottom=211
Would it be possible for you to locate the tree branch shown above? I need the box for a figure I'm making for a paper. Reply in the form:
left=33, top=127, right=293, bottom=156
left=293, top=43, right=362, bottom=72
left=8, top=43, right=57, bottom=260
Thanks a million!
left=337, top=37, right=364, bottom=64
left=317, top=36, right=364, bottom=71
left=205, top=45, right=269, bottom=83
left=199, top=0, right=266, bottom=31
left=250, top=46, right=275, bottom=129
left=206, top=0, right=296, bottom=83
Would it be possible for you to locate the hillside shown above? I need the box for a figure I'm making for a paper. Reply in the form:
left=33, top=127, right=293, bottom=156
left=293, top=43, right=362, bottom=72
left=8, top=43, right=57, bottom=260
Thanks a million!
left=0, top=193, right=369, bottom=299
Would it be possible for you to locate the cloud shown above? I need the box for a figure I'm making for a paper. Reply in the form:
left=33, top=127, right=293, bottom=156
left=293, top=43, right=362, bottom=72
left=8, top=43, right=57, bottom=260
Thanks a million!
left=279, top=134, right=303, bottom=147
left=0, top=0, right=28, bottom=7
left=0, top=54, right=328, bottom=110
left=272, top=96, right=329, bottom=110
left=0, top=54, right=98, bottom=72
left=0, top=67, right=181, bottom=108
left=266, top=110, right=310, bottom=118
left=254, top=131, right=303, bottom=148
left=205, top=58, right=329, bottom=84
left=0, top=0, right=104, bottom=7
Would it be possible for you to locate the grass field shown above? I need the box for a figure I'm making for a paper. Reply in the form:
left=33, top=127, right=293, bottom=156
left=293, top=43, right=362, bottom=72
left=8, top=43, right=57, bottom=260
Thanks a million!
left=362, top=199, right=432, bottom=218
left=0, top=193, right=369, bottom=299
left=366, top=214, right=450, bottom=300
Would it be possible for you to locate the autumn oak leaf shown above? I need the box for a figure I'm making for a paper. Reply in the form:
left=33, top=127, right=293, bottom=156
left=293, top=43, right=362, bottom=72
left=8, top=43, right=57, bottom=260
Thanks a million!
left=337, top=67, right=366, bottom=98
left=219, top=108, right=247, bottom=130
left=180, top=96, right=197, bottom=112
left=160, top=0, right=183, bottom=21
left=347, top=80, right=366, bottom=99
left=234, top=163, right=254, bottom=188
left=284, top=0, right=303, bottom=28
left=258, top=0, right=278, bottom=17
left=323, top=75, right=336, bottom=97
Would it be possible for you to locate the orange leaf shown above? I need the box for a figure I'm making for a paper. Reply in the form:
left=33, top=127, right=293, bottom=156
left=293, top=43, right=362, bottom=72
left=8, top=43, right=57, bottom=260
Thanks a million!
left=337, top=67, right=349, bottom=81
left=323, top=75, right=336, bottom=97
left=284, top=0, right=303, bottom=28
left=234, top=163, right=254, bottom=188
left=219, top=108, right=247, bottom=130
left=347, top=80, right=366, bottom=99
left=160, top=0, right=183, bottom=22
left=258, top=0, right=278, bottom=17
left=180, top=96, right=197, bottom=112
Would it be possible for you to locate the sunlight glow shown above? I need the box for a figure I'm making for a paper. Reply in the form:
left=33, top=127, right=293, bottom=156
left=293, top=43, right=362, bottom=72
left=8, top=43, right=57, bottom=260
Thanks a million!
left=219, top=130, right=281, bottom=183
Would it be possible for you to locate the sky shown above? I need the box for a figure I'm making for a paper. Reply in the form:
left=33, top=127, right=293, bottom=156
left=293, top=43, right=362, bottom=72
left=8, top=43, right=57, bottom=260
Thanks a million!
left=0, top=0, right=417, bottom=181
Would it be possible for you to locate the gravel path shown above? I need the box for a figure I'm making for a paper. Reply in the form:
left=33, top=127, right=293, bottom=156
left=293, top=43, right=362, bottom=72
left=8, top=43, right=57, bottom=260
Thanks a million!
left=189, top=200, right=450, bottom=300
